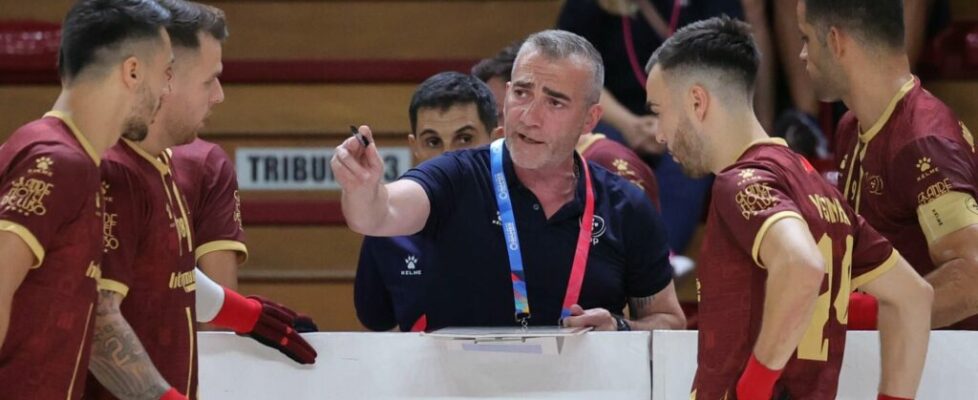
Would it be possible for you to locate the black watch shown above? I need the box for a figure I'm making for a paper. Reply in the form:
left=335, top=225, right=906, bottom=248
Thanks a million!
left=613, top=314, right=631, bottom=331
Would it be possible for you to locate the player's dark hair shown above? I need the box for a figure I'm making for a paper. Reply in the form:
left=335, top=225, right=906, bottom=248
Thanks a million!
left=645, top=16, right=759, bottom=94
left=58, top=0, right=171, bottom=81
left=157, top=0, right=228, bottom=49
left=471, top=40, right=523, bottom=83
left=409, top=71, right=498, bottom=135
left=801, top=0, right=904, bottom=49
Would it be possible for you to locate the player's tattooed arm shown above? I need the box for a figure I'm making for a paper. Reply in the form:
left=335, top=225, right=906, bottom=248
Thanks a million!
left=625, top=281, right=686, bottom=330
left=89, top=290, right=171, bottom=400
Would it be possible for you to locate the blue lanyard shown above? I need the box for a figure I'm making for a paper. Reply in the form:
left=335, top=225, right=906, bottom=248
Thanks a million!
left=489, top=139, right=595, bottom=326
left=490, top=140, right=531, bottom=324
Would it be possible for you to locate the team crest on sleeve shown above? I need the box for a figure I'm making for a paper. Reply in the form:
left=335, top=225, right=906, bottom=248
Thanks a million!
left=735, top=182, right=779, bottom=220
left=612, top=159, right=645, bottom=191
left=737, top=169, right=762, bottom=186
left=915, top=157, right=940, bottom=182
left=27, top=157, right=54, bottom=176
left=1, top=176, right=53, bottom=216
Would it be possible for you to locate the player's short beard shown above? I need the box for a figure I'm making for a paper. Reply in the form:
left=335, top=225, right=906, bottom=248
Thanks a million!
left=673, top=115, right=711, bottom=178
left=810, top=54, right=847, bottom=103
left=121, top=83, right=157, bottom=141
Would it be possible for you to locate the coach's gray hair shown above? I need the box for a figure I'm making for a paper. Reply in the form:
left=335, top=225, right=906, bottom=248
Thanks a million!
left=515, top=30, right=605, bottom=104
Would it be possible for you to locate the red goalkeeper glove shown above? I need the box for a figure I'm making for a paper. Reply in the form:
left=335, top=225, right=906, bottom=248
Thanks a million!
left=160, top=388, right=188, bottom=400
left=211, top=288, right=318, bottom=364
left=848, top=292, right=878, bottom=330
left=736, top=354, right=782, bottom=400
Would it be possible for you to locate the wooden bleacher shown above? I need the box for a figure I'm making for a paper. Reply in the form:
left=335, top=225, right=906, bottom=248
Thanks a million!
left=1, top=0, right=976, bottom=331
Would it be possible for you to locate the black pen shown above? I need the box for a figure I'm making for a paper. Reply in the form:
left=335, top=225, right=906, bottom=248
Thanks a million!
left=350, top=125, right=371, bottom=147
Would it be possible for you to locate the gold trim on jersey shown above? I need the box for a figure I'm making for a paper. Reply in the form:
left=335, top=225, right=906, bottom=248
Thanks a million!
left=917, top=191, right=978, bottom=244
left=858, top=77, right=916, bottom=144
left=852, top=249, right=901, bottom=290
left=66, top=302, right=94, bottom=400
left=159, top=151, right=195, bottom=255
left=196, top=240, right=249, bottom=264
left=122, top=139, right=169, bottom=174
left=735, top=137, right=788, bottom=161
left=0, top=220, right=44, bottom=268
left=184, top=307, right=195, bottom=397
left=43, top=111, right=100, bottom=166
left=751, top=210, right=806, bottom=268
left=97, top=278, right=130, bottom=297
left=842, top=141, right=873, bottom=214
left=575, top=133, right=607, bottom=154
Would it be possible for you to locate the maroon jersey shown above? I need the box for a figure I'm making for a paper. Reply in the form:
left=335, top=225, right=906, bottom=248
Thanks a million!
left=693, top=139, right=898, bottom=400
left=169, top=139, right=247, bottom=263
left=87, top=139, right=198, bottom=399
left=834, top=77, right=978, bottom=329
left=0, top=112, right=103, bottom=399
left=577, top=133, right=661, bottom=210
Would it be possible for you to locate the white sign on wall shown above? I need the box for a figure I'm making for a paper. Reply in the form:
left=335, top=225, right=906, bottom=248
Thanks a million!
left=235, top=147, right=413, bottom=190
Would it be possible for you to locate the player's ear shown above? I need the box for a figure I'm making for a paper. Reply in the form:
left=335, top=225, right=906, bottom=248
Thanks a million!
left=407, top=134, right=420, bottom=159
left=583, top=102, right=603, bottom=134
left=689, top=84, right=710, bottom=123
left=827, top=26, right=845, bottom=61
left=121, top=56, right=141, bottom=90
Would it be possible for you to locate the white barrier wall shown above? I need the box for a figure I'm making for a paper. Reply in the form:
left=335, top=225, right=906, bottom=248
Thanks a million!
left=199, top=331, right=977, bottom=399
left=652, top=330, right=978, bottom=399
left=199, top=332, right=653, bottom=399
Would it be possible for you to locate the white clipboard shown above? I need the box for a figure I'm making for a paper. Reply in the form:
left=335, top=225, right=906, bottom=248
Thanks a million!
left=424, top=326, right=593, bottom=355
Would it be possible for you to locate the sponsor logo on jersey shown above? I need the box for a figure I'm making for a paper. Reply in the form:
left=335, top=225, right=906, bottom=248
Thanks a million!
left=401, top=255, right=422, bottom=276
left=735, top=182, right=778, bottom=220
left=915, top=157, right=941, bottom=182
left=169, top=270, right=197, bottom=292
left=86, top=262, right=102, bottom=280
left=917, top=178, right=953, bottom=205
left=1, top=176, right=53, bottom=216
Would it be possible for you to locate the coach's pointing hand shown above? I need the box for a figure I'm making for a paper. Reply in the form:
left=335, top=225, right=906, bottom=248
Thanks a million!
left=332, top=125, right=383, bottom=193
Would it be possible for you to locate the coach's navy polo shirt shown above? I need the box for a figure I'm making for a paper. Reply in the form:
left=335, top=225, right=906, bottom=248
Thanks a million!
left=401, top=144, right=672, bottom=329
left=354, top=235, right=432, bottom=331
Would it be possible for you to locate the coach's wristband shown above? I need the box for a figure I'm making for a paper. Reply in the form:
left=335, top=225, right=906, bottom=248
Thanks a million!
left=878, top=394, right=913, bottom=400
left=736, top=354, right=783, bottom=400
left=848, top=292, right=879, bottom=330
left=160, top=387, right=188, bottom=400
